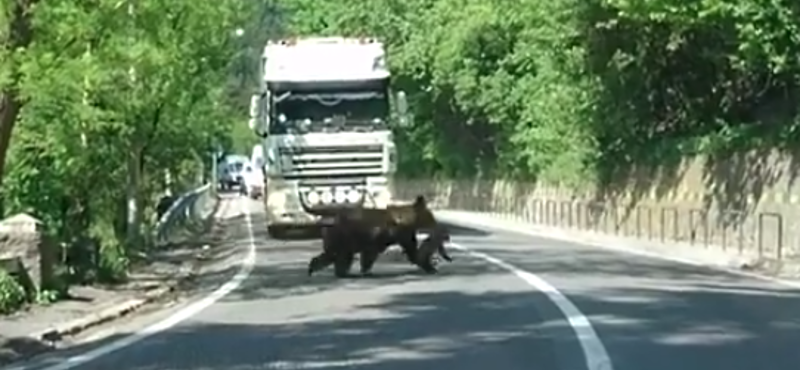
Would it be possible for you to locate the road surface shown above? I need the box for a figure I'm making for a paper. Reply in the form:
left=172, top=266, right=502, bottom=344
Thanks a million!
left=14, top=196, right=800, bottom=370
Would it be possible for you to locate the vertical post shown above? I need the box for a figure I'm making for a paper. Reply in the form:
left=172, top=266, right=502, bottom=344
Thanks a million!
left=211, top=149, right=218, bottom=196
left=234, top=28, right=246, bottom=93
left=127, top=2, right=135, bottom=82
left=164, top=170, right=173, bottom=196
left=239, top=46, right=247, bottom=90
left=81, top=43, right=90, bottom=147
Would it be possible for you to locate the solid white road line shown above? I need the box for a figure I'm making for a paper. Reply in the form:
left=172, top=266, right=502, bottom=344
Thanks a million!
left=10, top=198, right=258, bottom=370
left=449, top=242, right=615, bottom=370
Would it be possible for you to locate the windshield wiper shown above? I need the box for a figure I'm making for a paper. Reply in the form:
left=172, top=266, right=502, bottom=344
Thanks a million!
left=274, top=92, right=291, bottom=103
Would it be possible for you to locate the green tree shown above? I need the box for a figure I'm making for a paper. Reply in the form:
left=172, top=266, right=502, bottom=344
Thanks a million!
left=0, top=0, right=250, bottom=289
left=269, top=0, right=800, bottom=186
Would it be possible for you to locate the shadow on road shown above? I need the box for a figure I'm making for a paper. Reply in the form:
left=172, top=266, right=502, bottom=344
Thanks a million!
left=186, top=237, right=507, bottom=304
left=15, top=237, right=800, bottom=370
left=265, top=226, right=323, bottom=241
left=27, top=289, right=564, bottom=370
left=23, top=257, right=800, bottom=370
left=455, top=235, right=800, bottom=370
left=158, top=207, right=800, bottom=370
left=15, top=208, right=800, bottom=370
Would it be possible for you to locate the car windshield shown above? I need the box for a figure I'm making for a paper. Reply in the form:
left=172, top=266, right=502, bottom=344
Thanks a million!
left=270, top=91, right=389, bottom=134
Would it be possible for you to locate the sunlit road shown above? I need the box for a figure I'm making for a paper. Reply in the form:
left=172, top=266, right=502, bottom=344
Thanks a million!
left=16, top=195, right=800, bottom=370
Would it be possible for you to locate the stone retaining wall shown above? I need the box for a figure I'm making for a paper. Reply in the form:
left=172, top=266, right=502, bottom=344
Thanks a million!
left=394, top=176, right=796, bottom=262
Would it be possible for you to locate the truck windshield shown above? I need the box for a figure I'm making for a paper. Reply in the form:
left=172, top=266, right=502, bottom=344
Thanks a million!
left=270, top=91, right=390, bottom=134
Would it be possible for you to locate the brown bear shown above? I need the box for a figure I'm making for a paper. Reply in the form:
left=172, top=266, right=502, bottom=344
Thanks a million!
left=302, top=195, right=440, bottom=277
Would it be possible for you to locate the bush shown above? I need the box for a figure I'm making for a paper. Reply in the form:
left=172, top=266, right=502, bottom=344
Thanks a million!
left=0, top=270, right=27, bottom=314
left=96, top=242, right=130, bottom=284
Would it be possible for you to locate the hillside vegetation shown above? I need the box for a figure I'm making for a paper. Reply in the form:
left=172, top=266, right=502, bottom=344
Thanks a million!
left=269, top=0, right=800, bottom=186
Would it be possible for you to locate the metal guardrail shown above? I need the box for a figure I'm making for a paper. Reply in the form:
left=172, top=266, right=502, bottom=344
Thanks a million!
left=394, top=179, right=788, bottom=261
left=154, top=183, right=218, bottom=247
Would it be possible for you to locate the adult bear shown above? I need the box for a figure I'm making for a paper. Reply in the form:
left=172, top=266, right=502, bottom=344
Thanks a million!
left=301, top=194, right=440, bottom=277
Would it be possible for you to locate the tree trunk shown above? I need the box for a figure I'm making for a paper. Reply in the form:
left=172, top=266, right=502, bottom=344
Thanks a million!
left=125, top=145, right=143, bottom=249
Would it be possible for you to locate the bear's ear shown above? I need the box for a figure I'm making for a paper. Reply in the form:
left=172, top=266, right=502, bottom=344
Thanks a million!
left=413, top=195, right=427, bottom=209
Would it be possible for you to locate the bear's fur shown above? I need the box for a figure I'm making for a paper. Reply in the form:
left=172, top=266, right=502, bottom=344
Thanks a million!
left=302, top=195, right=439, bottom=277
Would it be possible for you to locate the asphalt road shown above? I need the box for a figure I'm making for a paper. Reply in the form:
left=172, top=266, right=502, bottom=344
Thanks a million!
left=15, top=196, right=800, bottom=370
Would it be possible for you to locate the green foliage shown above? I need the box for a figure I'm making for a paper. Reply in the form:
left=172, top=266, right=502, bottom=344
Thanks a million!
left=268, top=0, right=800, bottom=185
left=0, top=270, right=26, bottom=314
left=228, top=118, right=261, bottom=155
left=0, top=0, right=253, bottom=311
left=36, top=289, right=61, bottom=305
left=96, top=242, right=130, bottom=284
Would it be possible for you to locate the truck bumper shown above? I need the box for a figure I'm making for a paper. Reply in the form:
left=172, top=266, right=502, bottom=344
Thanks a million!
left=247, top=186, right=264, bottom=198
left=264, top=177, right=395, bottom=226
left=265, top=188, right=321, bottom=227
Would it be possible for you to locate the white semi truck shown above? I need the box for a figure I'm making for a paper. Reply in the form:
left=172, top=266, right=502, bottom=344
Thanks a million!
left=248, top=36, right=409, bottom=236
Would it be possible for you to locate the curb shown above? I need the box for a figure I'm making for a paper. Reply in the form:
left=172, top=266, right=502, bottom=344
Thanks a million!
left=31, top=285, right=173, bottom=343
left=25, top=198, right=228, bottom=345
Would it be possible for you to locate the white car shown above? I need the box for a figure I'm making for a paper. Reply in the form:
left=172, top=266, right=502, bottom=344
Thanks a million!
left=241, top=163, right=264, bottom=199
left=219, top=161, right=245, bottom=191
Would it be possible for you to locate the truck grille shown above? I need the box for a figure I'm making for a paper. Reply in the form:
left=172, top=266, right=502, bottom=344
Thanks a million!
left=278, top=145, right=384, bottom=178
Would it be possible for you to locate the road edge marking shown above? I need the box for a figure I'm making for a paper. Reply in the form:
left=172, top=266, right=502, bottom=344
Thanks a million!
left=16, top=198, right=258, bottom=370
left=449, top=241, right=614, bottom=370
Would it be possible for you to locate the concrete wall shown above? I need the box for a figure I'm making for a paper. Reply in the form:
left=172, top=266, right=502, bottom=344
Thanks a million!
left=395, top=150, right=800, bottom=262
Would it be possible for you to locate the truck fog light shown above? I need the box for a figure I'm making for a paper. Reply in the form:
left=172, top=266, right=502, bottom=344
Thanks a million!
left=307, top=191, right=320, bottom=204
left=370, top=190, right=390, bottom=207
left=346, top=190, right=361, bottom=203
left=334, top=190, right=347, bottom=203
left=321, top=190, right=333, bottom=204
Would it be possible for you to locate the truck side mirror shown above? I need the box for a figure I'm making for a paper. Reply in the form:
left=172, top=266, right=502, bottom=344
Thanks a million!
left=396, top=91, right=409, bottom=127
left=259, top=116, right=270, bottom=138
left=250, top=92, right=270, bottom=138
left=263, top=90, right=271, bottom=116
left=249, top=94, right=259, bottom=119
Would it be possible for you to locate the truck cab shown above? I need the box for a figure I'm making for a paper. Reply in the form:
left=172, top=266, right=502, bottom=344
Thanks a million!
left=249, top=37, right=409, bottom=236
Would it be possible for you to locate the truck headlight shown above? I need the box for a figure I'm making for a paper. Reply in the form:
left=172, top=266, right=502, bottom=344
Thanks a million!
left=280, top=155, right=292, bottom=171
left=265, top=147, right=280, bottom=175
